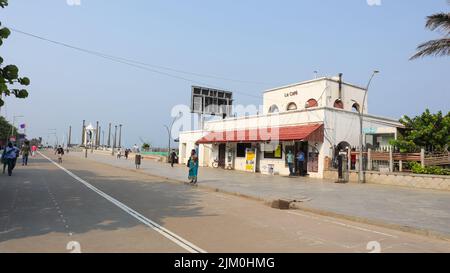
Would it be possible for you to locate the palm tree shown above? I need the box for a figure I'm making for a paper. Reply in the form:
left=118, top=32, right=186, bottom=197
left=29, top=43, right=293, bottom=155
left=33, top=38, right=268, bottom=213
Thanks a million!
left=410, top=12, right=450, bottom=59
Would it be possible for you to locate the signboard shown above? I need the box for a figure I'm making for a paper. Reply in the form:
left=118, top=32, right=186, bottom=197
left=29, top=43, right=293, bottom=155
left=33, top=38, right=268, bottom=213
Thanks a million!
left=363, top=127, right=377, bottom=134
left=191, top=86, right=233, bottom=117
left=245, top=148, right=257, bottom=172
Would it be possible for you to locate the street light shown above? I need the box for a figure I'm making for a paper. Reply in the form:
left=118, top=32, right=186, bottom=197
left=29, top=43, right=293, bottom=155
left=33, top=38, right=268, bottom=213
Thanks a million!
left=164, top=112, right=182, bottom=163
left=358, top=70, right=379, bottom=183
left=9, top=115, right=24, bottom=143
left=48, top=129, right=58, bottom=147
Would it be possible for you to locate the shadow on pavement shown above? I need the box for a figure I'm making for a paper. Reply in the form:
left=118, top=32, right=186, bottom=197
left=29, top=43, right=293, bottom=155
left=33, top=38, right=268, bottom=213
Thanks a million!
left=0, top=157, right=213, bottom=244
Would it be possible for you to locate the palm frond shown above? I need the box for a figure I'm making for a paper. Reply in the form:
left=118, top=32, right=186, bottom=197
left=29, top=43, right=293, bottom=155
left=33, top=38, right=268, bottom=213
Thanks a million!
left=410, top=38, right=450, bottom=59
left=425, top=13, right=450, bottom=34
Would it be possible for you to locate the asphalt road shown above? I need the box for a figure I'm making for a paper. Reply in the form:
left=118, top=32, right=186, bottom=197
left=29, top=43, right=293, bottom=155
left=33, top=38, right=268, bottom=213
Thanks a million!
left=1, top=151, right=450, bottom=253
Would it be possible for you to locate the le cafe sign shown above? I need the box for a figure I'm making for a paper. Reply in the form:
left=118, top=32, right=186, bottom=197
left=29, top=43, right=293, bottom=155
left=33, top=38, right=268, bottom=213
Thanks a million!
left=284, top=91, right=298, bottom=97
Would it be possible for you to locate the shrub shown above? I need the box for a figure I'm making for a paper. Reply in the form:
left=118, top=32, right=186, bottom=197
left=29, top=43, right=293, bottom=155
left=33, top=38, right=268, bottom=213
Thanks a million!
left=409, top=162, right=450, bottom=175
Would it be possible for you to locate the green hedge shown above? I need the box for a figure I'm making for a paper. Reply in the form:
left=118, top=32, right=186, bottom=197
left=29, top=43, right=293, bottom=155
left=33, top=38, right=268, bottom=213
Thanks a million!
left=409, top=162, right=450, bottom=176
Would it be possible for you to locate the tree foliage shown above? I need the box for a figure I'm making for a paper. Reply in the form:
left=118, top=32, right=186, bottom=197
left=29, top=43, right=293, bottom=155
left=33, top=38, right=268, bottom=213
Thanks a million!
left=390, top=109, right=450, bottom=152
left=0, top=0, right=30, bottom=107
left=411, top=9, right=450, bottom=59
left=142, top=143, right=151, bottom=151
left=0, top=115, right=17, bottom=141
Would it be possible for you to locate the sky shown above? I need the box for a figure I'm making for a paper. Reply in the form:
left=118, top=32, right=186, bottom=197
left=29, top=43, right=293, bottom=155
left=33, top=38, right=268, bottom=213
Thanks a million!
left=1, top=0, right=449, bottom=147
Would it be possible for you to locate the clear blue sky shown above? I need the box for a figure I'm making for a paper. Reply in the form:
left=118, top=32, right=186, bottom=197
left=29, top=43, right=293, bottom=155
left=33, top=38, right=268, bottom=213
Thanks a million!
left=1, top=0, right=449, bottom=147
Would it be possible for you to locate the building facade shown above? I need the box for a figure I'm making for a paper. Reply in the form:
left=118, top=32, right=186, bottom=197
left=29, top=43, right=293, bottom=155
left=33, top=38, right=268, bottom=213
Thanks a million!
left=178, top=76, right=402, bottom=178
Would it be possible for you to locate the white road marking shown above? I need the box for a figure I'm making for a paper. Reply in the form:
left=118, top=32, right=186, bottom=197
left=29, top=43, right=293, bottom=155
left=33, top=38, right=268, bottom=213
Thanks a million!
left=287, top=211, right=397, bottom=238
left=39, top=152, right=206, bottom=253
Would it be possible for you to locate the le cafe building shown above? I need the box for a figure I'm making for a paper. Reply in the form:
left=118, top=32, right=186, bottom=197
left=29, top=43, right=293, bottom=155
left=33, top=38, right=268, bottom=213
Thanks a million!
left=178, top=77, right=402, bottom=178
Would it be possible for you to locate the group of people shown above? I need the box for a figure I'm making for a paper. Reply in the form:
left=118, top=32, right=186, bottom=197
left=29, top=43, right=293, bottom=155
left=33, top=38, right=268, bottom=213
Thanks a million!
left=286, top=150, right=306, bottom=177
left=1, top=141, right=37, bottom=176
left=117, top=148, right=132, bottom=160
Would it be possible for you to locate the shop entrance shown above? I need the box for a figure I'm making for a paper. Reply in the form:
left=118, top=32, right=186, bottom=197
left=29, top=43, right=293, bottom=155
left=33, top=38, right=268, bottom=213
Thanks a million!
left=284, top=141, right=309, bottom=176
left=218, top=144, right=226, bottom=168
left=295, top=142, right=308, bottom=176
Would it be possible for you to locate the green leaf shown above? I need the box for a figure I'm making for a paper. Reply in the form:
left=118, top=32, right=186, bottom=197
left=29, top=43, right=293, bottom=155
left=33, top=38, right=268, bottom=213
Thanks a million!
left=18, top=77, right=30, bottom=86
left=16, top=89, right=28, bottom=98
left=0, top=0, right=8, bottom=8
left=2, top=64, right=18, bottom=80
left=0, top=27, right=10, bottom=39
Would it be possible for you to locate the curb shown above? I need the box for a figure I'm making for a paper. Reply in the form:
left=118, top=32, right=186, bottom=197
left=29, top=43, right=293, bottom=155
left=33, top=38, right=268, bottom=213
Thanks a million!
left=68, top=152, right=450, bottom=243
left=290, top=203, right=450, bottom=242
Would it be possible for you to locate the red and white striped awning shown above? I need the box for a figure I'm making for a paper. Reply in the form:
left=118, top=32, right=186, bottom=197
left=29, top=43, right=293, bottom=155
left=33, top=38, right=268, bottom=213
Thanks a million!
left=196, top=124, right=324, bottom=144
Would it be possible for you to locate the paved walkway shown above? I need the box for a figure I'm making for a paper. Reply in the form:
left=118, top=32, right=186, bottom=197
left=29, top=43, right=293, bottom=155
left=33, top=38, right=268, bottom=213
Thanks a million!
left=68, top=151, right=450, bottom=238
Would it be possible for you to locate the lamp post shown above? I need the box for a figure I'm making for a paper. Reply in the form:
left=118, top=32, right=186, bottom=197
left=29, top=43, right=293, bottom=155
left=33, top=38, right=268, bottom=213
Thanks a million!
left=118, top=124, right=122, bottom=149
left=9, top=115, right=24, bottom=143
left=48, top=129, right=57, bottom=147
left=358, top=70, right=379, bottom=183
left=164, top=112, right=182, bottom=163
left=112, top=125, right=117, bottom=156
left=107, top=123, right=111, bottom=148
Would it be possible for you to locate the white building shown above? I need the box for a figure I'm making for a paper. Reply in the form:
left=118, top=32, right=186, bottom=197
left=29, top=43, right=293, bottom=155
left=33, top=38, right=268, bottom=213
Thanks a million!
left=178, top=76, right=402, bottom=178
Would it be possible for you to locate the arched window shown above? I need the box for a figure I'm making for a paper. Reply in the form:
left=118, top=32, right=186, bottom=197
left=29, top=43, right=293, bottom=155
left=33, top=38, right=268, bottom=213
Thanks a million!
left=334, top=99, right=344, bottom=109
left=352, top=102, right=360, bottom=113
left=287, top=102, right=298, bottom=111
left=306, top=99, right=318, bottom=108
left=268, top=104, right=279, bottom=114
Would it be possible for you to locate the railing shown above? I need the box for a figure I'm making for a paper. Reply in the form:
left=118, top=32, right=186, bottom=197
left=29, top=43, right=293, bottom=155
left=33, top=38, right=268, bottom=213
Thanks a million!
left=330, top=148, right=450, bottom=174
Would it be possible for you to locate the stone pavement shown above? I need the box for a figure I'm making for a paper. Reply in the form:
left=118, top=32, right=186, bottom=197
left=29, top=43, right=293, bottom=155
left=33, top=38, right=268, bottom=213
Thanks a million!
left=68, top=151, right=450, bottom=239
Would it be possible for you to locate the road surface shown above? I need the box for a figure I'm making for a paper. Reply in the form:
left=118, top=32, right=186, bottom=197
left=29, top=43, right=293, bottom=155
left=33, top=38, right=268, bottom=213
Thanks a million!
left=1, top=151, right=450, bottom=253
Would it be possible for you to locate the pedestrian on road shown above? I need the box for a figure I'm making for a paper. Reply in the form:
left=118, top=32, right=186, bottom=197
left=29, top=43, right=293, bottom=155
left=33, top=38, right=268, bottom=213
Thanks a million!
left=124, top=149, right=129, bottom=160
left=21, top=141, right=31, bottom=166
left=31, top=145, right=37, bottom=157
left=287, top=150, right=294, bottom=176
left=11, top=144, right=20, bottom=171
left=55, top=145, right=65, bottom=163
left=296, top=150, right=305, bottom=176
left=135, top=153, right=142, bottom=169
left=117, top=148, right=122, bottom=159
left=170, top=150, right=177, bottom=167
left=2, top=142, right=17, bottom=176
left=187, top=149, right=199, bottom=184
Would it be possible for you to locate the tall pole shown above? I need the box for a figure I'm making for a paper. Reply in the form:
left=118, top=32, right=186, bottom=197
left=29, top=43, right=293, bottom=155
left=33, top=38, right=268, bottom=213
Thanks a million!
left=112, top=125, right=117, bottom=156
left=68, top=126, right=72, bottom=147
left=81, top=120, right=86, bottom=146
left=98, top=126, right=101, bottom=147
left=95, top=121, right=99, bottom=149
left=358, top=70, right=379, bottom=184
left=107, top=123, right=111, bottom=148
left=164, top=125, right=171, bottom=162
left=163, top=112, right=182, bottom=163
left=118, top=124, right=122, bottom=149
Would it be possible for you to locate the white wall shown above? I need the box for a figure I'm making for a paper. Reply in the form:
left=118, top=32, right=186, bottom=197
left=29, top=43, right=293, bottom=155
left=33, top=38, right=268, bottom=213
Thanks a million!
left=263, top=80, right=328, bottom=114
left=262, top=78, right=368, bottom=115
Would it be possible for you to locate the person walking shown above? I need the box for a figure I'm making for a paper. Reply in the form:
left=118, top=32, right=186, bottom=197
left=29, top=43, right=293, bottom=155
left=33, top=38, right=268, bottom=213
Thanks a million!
left=296, top=150, right=305, bottom=176
left=55, top=145, right=65, bottom=163
left=11, top=144, right=20, bottom=171
left=21, top=141, right=31, bottom=166
left=287, top=150, right=295, bottom=176
left=170, top=150, right=177, bottom=167
left=31, top=145, right=37, bottom=157
left=2, top=142, right=18, bottom=176
left=187, top=149, right=199, bottom=184
left=124, top=149, right=129, bottom=160
left=135, top=153, right=142, bottom=169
